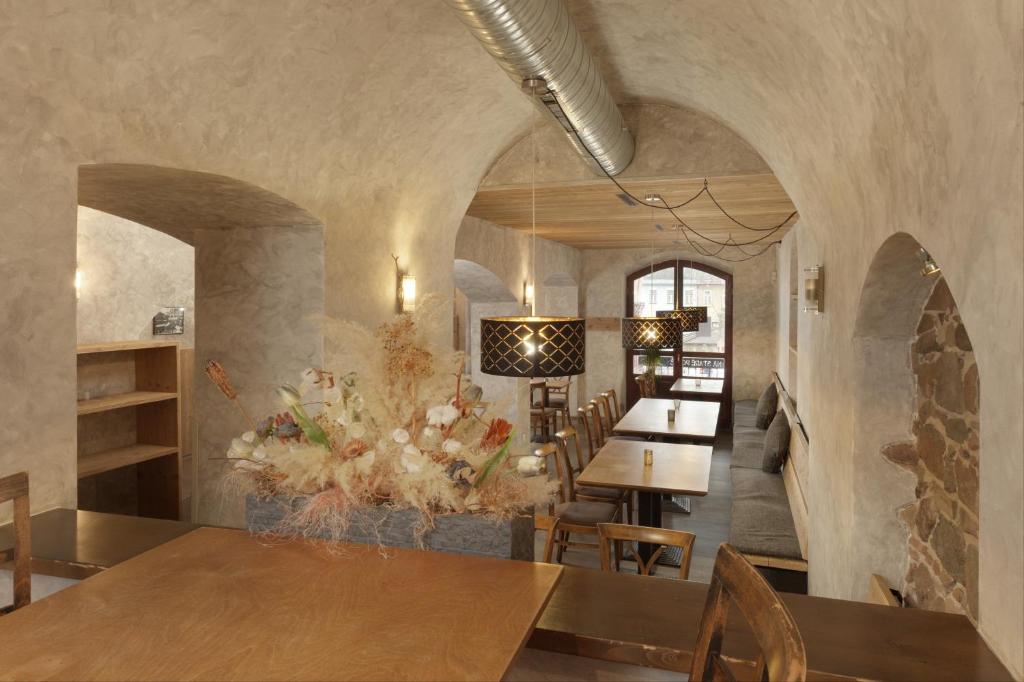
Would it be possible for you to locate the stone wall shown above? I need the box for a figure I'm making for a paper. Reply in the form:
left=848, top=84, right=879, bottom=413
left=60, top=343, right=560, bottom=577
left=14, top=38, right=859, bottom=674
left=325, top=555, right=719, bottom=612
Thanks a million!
left=882, top=278, right=979, bottom=622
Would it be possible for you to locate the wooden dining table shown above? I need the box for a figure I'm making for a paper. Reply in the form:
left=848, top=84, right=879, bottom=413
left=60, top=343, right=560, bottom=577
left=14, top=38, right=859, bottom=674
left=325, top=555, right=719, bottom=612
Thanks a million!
left=576, top=439, right=713, bottom=565
left=668, top=377, right=724, bottom=396
left=613, top=398, right=720, bottom=443
left=0, top=527, right=562, bottom=681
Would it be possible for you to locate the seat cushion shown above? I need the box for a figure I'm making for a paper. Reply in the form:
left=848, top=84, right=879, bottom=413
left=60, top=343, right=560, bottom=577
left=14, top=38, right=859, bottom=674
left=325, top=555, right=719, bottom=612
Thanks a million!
left=754, top=383, right=778, bottom=429
left=554, top=501, right=619, bottom=525
left=729, top=467, right=801, bottom=559
left=761, top=411, right=791, bottom=473
left=733, top=400, right=759, bottom=429
left=576, top=485, right=623, bottom=501
left=730, top=442, right=765, bottom=470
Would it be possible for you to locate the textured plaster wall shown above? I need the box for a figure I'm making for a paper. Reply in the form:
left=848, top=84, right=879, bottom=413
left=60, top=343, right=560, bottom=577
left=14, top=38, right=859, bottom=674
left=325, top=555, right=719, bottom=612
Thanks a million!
left=583, top=247, right=776, bottom=406
left=1, top=1, right=1021, bottom=673
left=77, top=207, right=195, bottom=348
left=194, top=226, right=324, bottom=527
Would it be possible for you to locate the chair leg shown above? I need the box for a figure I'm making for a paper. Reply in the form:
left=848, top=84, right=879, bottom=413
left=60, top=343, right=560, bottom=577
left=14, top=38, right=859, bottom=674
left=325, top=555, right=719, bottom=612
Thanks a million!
left=626, top=494, right=634, bottom=525
left=614, top=539, right=622, bottom=572
left=556, top=531, right=567, bottom=563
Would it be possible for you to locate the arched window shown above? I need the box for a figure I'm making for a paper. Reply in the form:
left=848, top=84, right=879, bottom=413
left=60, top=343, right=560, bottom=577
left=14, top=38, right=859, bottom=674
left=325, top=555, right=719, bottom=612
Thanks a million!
left=625, top=260, right=733, bottom=423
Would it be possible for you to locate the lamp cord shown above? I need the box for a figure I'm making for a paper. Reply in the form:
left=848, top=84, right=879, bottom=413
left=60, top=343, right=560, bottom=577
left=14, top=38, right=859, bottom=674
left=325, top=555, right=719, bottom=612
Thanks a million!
left=531, top=89, right=537, bottom=316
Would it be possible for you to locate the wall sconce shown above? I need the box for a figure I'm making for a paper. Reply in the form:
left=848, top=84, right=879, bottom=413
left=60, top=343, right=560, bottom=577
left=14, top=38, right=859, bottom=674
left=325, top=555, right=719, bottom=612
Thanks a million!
left=523, top=282, right=535, bottom=309
left=802, top=265, right=823, bottom=314
left=400, top=275, right=416, bottom=313
left=392, top=254, right=415, bottom=313
left=918, top=248, right=941, bottom=277
left=74, top=268, right=83, bottom=300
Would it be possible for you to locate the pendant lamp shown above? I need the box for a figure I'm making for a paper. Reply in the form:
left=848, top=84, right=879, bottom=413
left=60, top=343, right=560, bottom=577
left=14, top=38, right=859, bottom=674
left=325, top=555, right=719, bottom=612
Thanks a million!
left=658, top=256, right=707, bottom=332
left=622, top=219, right=682, bottom=351
left=480, top=79, right=585, bottom=378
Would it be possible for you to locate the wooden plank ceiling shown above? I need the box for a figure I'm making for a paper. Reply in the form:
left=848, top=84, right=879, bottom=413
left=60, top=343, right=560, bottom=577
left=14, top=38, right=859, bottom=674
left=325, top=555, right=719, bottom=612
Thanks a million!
left=467, top=173, right=797, bottom=250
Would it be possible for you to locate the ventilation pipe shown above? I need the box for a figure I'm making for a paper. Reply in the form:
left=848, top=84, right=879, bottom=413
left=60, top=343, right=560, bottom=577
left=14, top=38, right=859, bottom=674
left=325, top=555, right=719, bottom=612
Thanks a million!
left=445, top=0, right=635, bottom=176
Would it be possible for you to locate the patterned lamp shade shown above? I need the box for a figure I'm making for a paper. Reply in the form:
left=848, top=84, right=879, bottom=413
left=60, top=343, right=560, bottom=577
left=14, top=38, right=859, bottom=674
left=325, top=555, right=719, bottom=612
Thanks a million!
left=480, top=317, right=586, bottom=378
left=621, top=317, right=682, bottom=350
left=657, top=306, right=708, bottom=332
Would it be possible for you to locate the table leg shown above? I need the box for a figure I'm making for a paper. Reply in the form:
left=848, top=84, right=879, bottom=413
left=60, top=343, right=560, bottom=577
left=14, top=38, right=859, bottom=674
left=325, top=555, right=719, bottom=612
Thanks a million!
left=636, top=491, right=662, bottom=566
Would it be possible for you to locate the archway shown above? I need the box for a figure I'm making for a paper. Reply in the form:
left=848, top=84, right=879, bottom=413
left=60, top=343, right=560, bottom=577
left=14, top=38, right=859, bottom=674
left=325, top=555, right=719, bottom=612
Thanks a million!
left=77, top=164, right=326, bottom=528
left=851, top=232, right=980, bottom=621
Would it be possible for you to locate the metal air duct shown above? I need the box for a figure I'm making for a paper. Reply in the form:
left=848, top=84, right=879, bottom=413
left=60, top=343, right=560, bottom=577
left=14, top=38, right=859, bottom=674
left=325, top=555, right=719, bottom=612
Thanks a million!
left=445, top=0, right=635, bottom=176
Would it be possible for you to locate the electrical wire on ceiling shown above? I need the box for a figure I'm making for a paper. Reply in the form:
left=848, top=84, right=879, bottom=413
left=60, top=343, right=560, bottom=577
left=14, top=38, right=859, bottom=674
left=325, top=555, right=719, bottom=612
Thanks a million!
left=539, top=87, right=796, bottom=262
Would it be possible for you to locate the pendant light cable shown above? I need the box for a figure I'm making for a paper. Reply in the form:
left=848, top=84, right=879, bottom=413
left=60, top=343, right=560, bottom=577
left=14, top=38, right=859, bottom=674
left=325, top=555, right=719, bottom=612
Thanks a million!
left=530, top=87, right=537, bottom=316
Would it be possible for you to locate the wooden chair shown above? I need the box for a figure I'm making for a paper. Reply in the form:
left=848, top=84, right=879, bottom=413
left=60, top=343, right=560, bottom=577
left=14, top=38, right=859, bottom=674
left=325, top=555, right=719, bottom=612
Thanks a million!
left=603, top=388, right=623, bottom=424
left=529, top=381, right=557, bottom=442
left=533, top=514, right=559, bottom=564
left=597, top=523, right=696, bottom=579
left=537, top=438, right=619, bottom=564
left=556, top=427, right=631, bottom=524
left=576, top=403, right=603, bottom=465
left=593, top=395, right=617, bottom=441
left=536, top=377, right=572, bottom=432
left=0, top=471, right=31, bottom=614
left=690, top=544, right=807, bottom=682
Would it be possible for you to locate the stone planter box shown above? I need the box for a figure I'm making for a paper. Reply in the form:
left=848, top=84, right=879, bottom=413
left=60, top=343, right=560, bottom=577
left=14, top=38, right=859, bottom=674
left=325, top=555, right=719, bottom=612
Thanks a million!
left=245, top=495, right=534, bottom=561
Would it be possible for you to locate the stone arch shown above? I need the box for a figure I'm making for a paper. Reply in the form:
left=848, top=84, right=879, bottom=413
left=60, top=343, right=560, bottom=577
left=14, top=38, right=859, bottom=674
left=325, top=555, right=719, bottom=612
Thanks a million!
left=851, top=232, right=980, bottom=621
left=78, top=164, right=326, bottom=528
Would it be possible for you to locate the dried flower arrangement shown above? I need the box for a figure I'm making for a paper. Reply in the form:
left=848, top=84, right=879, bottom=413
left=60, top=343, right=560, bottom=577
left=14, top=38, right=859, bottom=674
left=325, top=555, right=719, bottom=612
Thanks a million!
left=207, top=294, right=554, bottom=545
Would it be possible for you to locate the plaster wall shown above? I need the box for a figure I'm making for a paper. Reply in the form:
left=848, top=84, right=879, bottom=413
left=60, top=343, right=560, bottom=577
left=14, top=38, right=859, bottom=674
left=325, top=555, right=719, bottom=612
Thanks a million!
left=76, top=207, right=195, bottom=348
left=583, top=247, right=777, bottom=406
left=194, top=226, right=324, bottom=527
left=1, top=1, right=1021, bottom=674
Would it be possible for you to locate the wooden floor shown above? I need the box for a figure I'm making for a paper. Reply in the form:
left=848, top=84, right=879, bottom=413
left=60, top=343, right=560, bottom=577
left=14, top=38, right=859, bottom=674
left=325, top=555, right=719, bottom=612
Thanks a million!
left=538, top=428, right=734, bottom=583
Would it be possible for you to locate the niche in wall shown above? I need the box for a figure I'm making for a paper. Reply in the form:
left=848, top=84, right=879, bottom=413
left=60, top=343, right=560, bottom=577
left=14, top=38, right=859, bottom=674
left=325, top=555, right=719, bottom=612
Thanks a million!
left=881, top=278, right=979, bottom=622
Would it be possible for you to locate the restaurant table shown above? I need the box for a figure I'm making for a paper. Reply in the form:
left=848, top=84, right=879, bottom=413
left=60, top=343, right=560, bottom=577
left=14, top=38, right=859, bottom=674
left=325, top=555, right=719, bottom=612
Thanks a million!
left=576, top=439, right=712, bottom=566
left=531, top=565, right=1014, bottom=681
left=0, top=527, right=562, bottom=681
left=668, top=377, right=724, bottom=396
left=613, top=398, right=720, bottom=443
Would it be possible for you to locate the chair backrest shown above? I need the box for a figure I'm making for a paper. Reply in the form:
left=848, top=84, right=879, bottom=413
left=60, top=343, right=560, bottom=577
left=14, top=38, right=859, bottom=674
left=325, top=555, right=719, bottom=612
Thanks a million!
left=588, top=399, right=609, bottom=446
left=576, top=404, right=601, bottom=467
left=0, top=471, right=31, bottom=613
left=555, top=425, right=582, bottom=475
left=603, top=388, right=622, bottom=423
left=636, top=373, right=657, bottom=398
left=533, top=514, right=560, bottom=563
left=548, top=377, right=571, bottom=397
left=594, top=394, right=616, bottom=435
left=597, top=522, right=696, bottom=580
left=690, top=544, right=807, bottom=682
left=530, top=380, right=548, bottom=408
left=537, top=441, right=574, bottom=505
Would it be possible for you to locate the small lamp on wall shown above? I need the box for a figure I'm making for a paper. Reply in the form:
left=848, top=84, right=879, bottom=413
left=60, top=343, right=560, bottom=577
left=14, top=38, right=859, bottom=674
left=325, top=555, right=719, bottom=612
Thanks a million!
left=392, top=254, right=416, bottom=314
left=523, top=282, right=535, bottom=310
left=74, top=268, right=83, bottom=300
left=802, top=265, right=823, bottom=314
left=918, top=248, right=941, bottom=277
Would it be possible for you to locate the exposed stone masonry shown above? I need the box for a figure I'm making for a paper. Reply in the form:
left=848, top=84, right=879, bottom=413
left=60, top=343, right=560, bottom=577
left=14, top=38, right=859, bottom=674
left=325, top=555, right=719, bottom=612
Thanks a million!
left=881, top=278, right=979, bottom=622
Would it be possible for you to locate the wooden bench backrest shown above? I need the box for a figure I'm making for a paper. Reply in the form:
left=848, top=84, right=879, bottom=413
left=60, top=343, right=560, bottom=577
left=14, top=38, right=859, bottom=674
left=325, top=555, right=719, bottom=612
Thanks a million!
left=773, top=373, right=809, bottom=561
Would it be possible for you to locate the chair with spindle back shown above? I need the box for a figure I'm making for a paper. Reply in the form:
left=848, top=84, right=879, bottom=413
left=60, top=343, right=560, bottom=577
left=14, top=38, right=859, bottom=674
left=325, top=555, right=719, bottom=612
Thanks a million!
left=533, top=515, right=559, bottom=564
left=557, top=426, right=631, bottom=523
left=529, top=381, right=557, bottom=442
left=0, top=471, right=31, bottom=614
left=603, top=388, right=623, bottom=424
left=597, top=523, right=696, bottom=580
left=576, top=403, right=604, bottom=466
left=541, top=377, right=572, bottom=432
left=690, top=543, right=807, bottom=682
left=537, top=438, right=619, bottom=564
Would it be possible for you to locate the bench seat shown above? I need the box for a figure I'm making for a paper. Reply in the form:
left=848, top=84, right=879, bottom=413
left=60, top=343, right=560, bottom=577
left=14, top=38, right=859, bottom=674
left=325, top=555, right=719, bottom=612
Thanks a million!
left=728, top=400, right=803, bottom=565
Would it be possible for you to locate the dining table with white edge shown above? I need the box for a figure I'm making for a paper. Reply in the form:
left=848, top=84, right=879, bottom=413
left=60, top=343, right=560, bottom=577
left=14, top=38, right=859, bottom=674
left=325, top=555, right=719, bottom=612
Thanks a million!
left=575, top=438, right=713, bottom=567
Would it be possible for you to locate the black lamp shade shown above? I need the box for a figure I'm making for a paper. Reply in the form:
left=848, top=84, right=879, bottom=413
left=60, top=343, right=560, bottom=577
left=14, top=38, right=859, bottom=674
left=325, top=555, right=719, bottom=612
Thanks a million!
left=657, top=306, right=708, bottom=332
left=621, top=317, right=682, bottom=350
left=480, top=317, right=586, bottom=378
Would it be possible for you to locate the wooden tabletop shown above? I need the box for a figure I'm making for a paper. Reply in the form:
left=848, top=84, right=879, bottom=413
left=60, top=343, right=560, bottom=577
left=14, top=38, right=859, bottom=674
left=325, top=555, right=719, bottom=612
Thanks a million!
left=0, top=527, right=562, bottom=681
left=530, top=566, right=1013, bottom=682
left=669, top=377, right=724, bottom=395
left=575, top=440, right=713, bottom=496
left=0, top=509, right=196, bottom=579
left=613, top=398, right=720, bottom=441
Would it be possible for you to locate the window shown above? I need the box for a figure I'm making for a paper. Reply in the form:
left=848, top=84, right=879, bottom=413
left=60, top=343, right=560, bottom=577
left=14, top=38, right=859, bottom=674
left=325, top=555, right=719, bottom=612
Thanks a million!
left=704, top=289, right=712, bottom=305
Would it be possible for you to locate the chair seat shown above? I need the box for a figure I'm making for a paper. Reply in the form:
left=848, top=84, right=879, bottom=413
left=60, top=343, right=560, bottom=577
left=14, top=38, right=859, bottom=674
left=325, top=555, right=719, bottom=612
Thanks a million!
left=533, top=397, right=567, bottom=408
left=576, top=485, right=623, bottom=501
left=554, top=501, right=619, bottom=525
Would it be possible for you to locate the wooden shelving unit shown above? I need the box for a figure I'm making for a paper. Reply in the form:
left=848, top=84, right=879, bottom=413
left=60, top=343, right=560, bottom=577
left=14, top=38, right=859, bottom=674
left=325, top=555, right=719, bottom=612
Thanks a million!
left=76, top=341, right=182, bottom=520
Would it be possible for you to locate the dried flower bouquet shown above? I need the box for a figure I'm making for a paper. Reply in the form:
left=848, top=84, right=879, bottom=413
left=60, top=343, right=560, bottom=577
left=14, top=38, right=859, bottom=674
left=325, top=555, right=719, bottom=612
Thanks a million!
left=207, top=295, right=554, bottom=544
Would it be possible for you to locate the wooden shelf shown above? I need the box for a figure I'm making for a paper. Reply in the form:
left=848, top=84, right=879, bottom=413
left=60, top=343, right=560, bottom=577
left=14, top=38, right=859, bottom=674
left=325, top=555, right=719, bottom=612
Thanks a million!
left=78, top=444, right=178, bottom=479
left=77, top=391, right=177, bottom=415
left=77, top=340, right=180, bottom=355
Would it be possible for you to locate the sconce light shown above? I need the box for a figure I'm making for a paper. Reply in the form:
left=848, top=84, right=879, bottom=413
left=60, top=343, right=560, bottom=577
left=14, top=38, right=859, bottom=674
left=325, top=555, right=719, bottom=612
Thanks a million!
left=802, top=265, right=823, bottom=314
left=74, top=269, right=83, bottom=300
left=918, top=248, right=941, bottom=277
left=392, top=254, right=415, bottom=314
left=523, top=282, right=535, bottom=309
left=400, top=275, right=416, bottom=313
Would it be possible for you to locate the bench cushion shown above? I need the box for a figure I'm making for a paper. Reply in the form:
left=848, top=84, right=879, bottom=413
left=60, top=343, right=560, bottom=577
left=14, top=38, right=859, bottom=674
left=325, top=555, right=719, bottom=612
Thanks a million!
left=729, top=467, right=801, bottom=559
left=730, top=442, right=765, bottom=470
left=733, top=400, right=758, bottom=429
left=731, top=401, right=767, bottom=469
